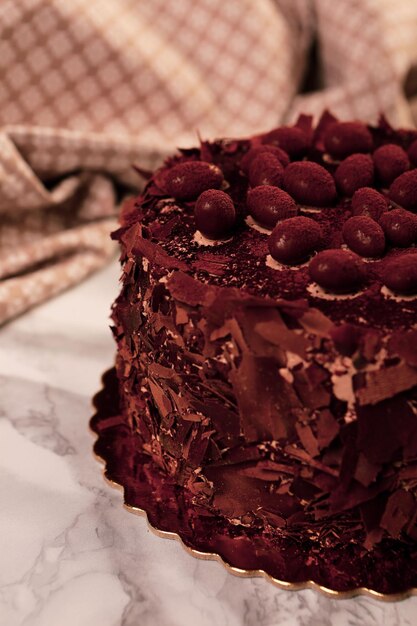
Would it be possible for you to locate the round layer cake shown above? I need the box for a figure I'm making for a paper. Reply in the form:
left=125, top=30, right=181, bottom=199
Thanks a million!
left=111, top=112, right=417, bottom=592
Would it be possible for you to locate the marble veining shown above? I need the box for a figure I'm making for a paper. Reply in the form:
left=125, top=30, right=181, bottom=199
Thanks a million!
left=1, top=261, right=417, bottom=626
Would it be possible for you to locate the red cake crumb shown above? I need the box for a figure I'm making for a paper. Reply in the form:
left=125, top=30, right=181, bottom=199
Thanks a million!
left=389, top=170, right=417, bottom=212
left=323, top=121, right=373, bottom=159
left=282, top=161, right=336, bottom=206
left=380, top=208, right=417, bottom=247
left=248, top=153, right=284, bottom=187
left=247, top=185, right=297, bottom=228
left=194, top=189, right=236, bottom=239
left=373, top=144, right=410, bottom=185
left=309, top=249, right=366, bottom=292
left=351, top=187, right=388, bottom=221
left=162, top=161, right=224, bottom=200
left=268, top=216, right=322, bottom=264
left=260, top=126, right=309, bottom=158
left=335, top=154, right=374, bottom=196
left=342, top=215, right=385, bottom=257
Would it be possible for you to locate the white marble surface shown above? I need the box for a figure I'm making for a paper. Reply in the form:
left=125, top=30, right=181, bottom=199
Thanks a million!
left=1, top=260, right=417, bottom=626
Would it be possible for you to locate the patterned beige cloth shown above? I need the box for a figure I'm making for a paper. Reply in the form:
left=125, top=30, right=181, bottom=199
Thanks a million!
left=1, top=0, right=417, bottom=324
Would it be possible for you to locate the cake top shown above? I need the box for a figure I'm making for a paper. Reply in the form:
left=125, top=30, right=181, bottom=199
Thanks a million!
left=118, top=111, right=417, bottom=332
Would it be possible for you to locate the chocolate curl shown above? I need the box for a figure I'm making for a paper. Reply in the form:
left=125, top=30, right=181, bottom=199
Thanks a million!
left=381, top=490, right=417, bottom=539
left=254, top=311, right=309, bottom=359
left=148, top=215, right=181, bottom=241
left=167, top=271, right=217, bottom=307
left=132, top=237, right=189, bottom=271
left=132, top=163, right=153, bottom=180
left=192, top=252, right=231, bottom=277
left=313, top=109, right=339, bottom=150
left=298, top=308, right=333, bottom=338
left=315, top=409, right=340, bottom=450
left=292, top=364, right=331, bottom=410
left=387, top=329, right=417, bottom=368
left=295, top=422, right=320, bottom=458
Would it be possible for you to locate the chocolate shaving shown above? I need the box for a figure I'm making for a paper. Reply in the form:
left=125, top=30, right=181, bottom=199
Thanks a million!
left=254, top=310, right=309, bottom=359
left=149, top=215, right=181, bottom=240
left=357, top=396, right=417, bottom=464
left=298, top=308, right=333, bottom=338
left=388, top=329, right=417, bottom=368
left=230, top=354, right=300, bottom=442
left=133, top=237, right=188, bottom=270
left=295, top=421, right=320, bottom=458
left=167, top=271, right=217, bottom=307
left=148, top=379, right=173, bottom=419
left=316, top=409, right=340, bottom=450
left=355, top=362, right=417, bottom=405
left=354, top=453, right=381, bottom=487
left=292, top=364, right=331, bottom=410
left=192, top=252, right=231, bottom=276
left=381, top=490, right=416, bottom=538
left=119, top=222, right=142, bottom=255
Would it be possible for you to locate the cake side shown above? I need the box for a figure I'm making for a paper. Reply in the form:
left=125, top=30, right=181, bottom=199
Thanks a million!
left=111, top=232, right=417, bottom=553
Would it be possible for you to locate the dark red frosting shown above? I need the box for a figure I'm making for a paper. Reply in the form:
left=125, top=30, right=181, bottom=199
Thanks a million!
left=110, top=113, right=417, bottom=592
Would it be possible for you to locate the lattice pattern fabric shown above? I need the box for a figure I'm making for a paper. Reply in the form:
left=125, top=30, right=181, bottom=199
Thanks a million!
left=0, top=0, right=416, bottom=324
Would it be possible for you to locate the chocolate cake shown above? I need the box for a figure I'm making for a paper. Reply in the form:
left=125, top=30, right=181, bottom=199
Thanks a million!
left=109, top=112, right=417, bottom=593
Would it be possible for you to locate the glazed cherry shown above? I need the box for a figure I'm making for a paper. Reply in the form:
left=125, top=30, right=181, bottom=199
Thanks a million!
left=382, top=254, right=417, bottom=294
left=309, top=249, right=366, bottom=292
left=379, top=209, right=417, bottom=247
left=389, top=170, right=417, bottom=212
left=373, top=144, right=409, bottom=186
left=282, top=162, right=336, bottom=206
left=163, top=161, right=223, bottom=200
left=335, top=154, right=374, bottom=196
left=268, top=216, right=322, bottom=264
left=248, top=153, right=283, bottom=187
left=247, top=186, right=297, bottom=228
left=261, top=126, right=309, bottom=158
left=194, top=189, right=236, bottom=239
left=240, top=145, right=290, bottom=174
left=323, top=122, right=373, bottom=159
left=342, top=216, right=385, bottom=257
left=351, top=187, right=388, bottom=222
